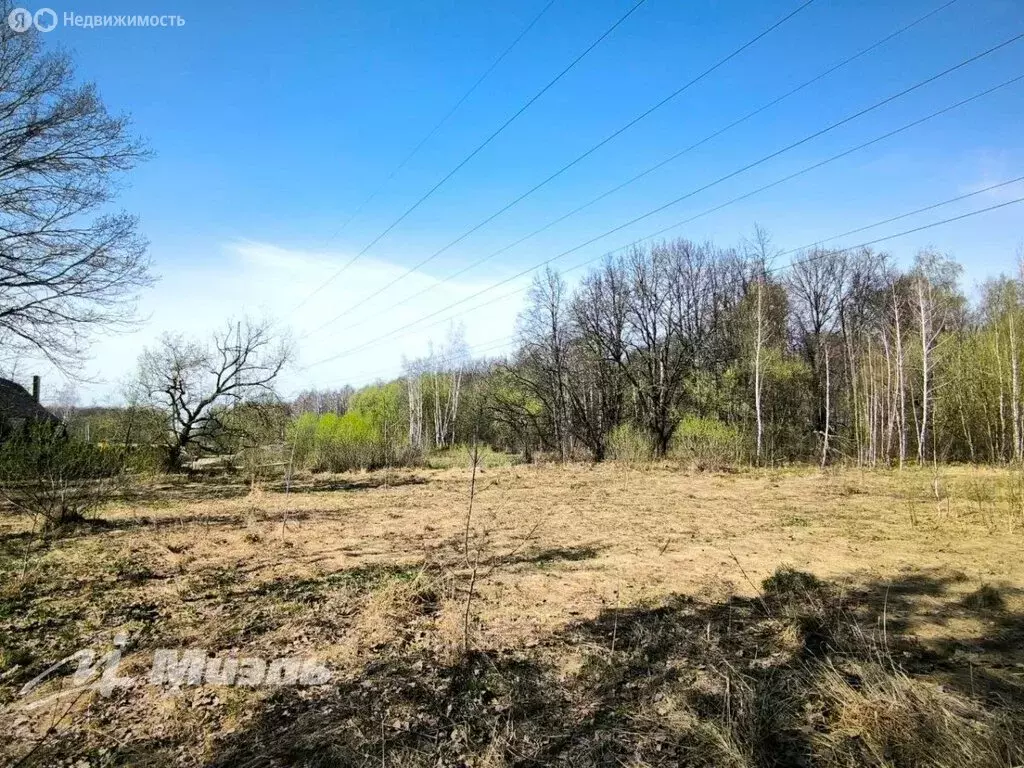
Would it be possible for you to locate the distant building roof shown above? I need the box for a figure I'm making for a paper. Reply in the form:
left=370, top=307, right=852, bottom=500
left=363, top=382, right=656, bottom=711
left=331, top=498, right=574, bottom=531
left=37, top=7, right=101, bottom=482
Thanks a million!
left=0, top=377, right=59, bottom=436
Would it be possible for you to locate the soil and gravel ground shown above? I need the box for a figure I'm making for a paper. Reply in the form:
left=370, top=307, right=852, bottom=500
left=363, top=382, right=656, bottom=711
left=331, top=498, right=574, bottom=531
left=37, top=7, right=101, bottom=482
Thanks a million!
left=2, top=463, right=1023, bottom=766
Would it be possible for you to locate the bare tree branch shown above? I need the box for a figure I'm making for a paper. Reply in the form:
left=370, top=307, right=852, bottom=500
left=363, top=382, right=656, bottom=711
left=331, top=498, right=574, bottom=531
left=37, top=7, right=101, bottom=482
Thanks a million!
left=136, top=318, right=292, bottom=470
left=0, top=14, right=152, bottom=369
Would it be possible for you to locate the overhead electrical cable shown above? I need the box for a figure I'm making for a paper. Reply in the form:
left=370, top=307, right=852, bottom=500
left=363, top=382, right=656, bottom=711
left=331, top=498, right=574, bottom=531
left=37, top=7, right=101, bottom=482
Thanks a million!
left=302, top=0, right=820, bottom=336
left=303, top=0, right=559, bottom=282
left=308, top=184, right=1024, bottom=378
left=301, top=41, right=1024, bottom=364
left=325, top=0, right=961, bottom=338
left=292, top=0, right=650, bottom=312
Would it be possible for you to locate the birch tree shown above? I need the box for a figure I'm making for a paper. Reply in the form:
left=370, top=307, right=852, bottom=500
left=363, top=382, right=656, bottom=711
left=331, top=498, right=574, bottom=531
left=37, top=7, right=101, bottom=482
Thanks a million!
left=909, top=250, right=962, bottom=464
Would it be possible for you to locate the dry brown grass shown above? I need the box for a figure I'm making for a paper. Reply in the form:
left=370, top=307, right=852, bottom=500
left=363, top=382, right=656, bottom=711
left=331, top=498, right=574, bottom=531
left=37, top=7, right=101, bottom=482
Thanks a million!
left=815, top=659, right=1020, bottom=768
left=1, top=462, right=1023, bottom=766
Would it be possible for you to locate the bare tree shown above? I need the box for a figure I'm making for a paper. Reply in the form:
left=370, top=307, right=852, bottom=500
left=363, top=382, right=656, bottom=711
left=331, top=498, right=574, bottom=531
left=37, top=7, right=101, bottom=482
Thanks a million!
left=909, top=250, right=962, bottom=464
left=430, top=325, right=467, bottom=450
left=402, top=357, right=425, bottom=451
left=981, top=272, right=1024, bottom=462
left=570, top=259, right=630, bottom=460
left=620, top=243, right=694, bottom=456
left=788, top=248, right=846, bottom=462
left=753, top=277, right=766, bottom=464
left=517, top=269, right=572, bottom=459
left=137, top=318, right=292, bottom=470
left=890, top=280, right=909, bottom=468
left=0, top=17, right=152, bottom=367
left=51, top=382, right=80, bottom=424
left=291, top=387, right=352, bottom=416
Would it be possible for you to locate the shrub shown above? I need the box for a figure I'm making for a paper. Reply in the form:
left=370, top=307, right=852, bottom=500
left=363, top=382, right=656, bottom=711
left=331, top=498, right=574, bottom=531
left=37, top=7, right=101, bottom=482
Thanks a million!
left=425, top=443, right=517, bottom=470
left=0, top=426, right=125, bottom=529
left=762, top=566, right=823, bottom=597
left=119, top=444, right=166, bottom=474
left=314, top=411, right=378, bottom=471
left=287, top=410, right=416, bottom=473
left=290, top=412, right=319, bottom=468
left=607, top=423, right=654, bottom=464
left=670, top=415, right=748, bottom=468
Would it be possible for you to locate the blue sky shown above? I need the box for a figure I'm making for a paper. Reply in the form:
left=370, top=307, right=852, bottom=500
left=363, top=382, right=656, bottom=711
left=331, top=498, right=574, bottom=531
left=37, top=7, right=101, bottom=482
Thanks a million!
left=34, top=0, right=1024, bottom=401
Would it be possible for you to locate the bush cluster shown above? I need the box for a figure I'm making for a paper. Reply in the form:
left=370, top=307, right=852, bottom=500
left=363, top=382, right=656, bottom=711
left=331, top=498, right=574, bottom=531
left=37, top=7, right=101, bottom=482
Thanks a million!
left=0, top=426, right=125, bottom=529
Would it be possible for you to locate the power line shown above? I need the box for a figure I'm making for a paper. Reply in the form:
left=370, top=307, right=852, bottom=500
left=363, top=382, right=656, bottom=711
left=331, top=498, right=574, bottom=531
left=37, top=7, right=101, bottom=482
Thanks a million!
left=310, top=29, right=1019, bottom=347
left=326, top=193, right=1024, bottom=368
left=621, top=73, right=1024, bottom=244
left=310, top=177, right=1024, bottom=368
left=327, top=0, right=960, bottom=339
left=308, top=185, right=1024, bottom=380
left=302, top=0, right=820, bottom=338
left=777, top=176, right=1024, bottom=257
left=292, top=0, right=650, bottom=313
left=305, top=0, right=559, bottom=279
left=303, top=50, right=1024, bottom=365
left=794, top=198, right=1024, bottom=256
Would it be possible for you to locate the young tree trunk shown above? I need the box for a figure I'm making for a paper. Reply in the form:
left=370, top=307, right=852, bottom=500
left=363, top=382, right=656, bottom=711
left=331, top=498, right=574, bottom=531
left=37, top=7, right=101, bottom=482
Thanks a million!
left=432, top=369, right=442, bottom=449
left=881, top=331, right=895, bottom=464
left=821, top=344, right=831, bottom=468
left=840, top=308, right=862, bottom=466
left=892, top=287, right=907, bottom=469
left=995, top=329, right=1007, bottom=461
left=754, top=279, right=764, bottom=465
left=917, top=278, right=930, bottom=465
left=957, top=388, right=976, bottom=462
left=1010, top=310, right=1021, bottom=462
left=866, top=336, right=877, bottom=466
left=406, top=373, right=423, bottom=450
left=447, top=368, right=463, bottom=449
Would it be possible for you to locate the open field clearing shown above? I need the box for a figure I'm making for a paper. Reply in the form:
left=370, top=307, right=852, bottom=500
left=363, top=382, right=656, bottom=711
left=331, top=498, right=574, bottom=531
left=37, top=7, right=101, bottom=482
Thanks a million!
left=2, top=463, right=1024, bottom=766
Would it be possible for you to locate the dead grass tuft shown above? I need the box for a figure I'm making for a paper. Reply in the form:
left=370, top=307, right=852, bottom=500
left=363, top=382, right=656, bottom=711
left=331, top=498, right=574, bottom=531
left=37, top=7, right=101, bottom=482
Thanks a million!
left=816, top=660, right=1020, bottom=768
left=961, top=583, right=1006, bottom=613
left=352, top=567, right=442, bottom=653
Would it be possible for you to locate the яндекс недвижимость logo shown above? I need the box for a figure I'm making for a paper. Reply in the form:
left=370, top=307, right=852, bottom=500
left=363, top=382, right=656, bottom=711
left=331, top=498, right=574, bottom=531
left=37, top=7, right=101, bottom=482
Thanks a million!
left=7, top=7, right=56, bottom=32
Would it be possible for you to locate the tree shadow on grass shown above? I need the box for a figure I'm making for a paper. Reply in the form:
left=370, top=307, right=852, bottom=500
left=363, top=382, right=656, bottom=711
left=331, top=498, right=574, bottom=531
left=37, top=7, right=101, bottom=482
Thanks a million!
left=243, top=563, right=422, bottom=606
left=846, top=567, right=1024, bottom=711
left=0, top=528, right=37, bottom=559
left=503, top=544, right=603, bottom=567
left=0, top=512, right=302, bottom=548
left=120, top=476, right=253, bottom=504
left=118, top=472, right=427, bottom=507
left=0, top=474, right=428, bottom=551
left=284, top=473, right=428, bottom=494
left=195, top=568, right=1024, bottom=768
left=9, top=568, right=1024, bottom=767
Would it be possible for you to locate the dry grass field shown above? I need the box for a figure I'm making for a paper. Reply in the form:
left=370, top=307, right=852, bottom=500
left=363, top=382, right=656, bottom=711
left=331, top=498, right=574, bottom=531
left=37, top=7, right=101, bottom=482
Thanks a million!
left=2, top=462, right=1024, bottom=767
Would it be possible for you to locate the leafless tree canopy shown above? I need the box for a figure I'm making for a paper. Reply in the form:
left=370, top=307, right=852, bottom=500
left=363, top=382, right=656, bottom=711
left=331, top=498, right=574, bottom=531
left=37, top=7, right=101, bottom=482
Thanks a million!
left=137, top=319, right=292, bottom=469
left=292, top=387, right=354, bottom=416
left=0, top=16, right=152, bottom=367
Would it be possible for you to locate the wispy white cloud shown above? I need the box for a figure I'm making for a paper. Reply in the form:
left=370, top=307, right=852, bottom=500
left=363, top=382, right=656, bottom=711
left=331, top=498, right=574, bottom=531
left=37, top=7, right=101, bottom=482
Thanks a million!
left=32, top=241, right=528, bottom=404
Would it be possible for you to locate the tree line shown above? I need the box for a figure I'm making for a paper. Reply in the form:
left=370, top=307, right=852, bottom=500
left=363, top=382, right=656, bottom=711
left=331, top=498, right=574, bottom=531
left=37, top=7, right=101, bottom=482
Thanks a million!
left=39, top=232, right=1024, bottom=473
left=302, top=232, right=1022, bottom=469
